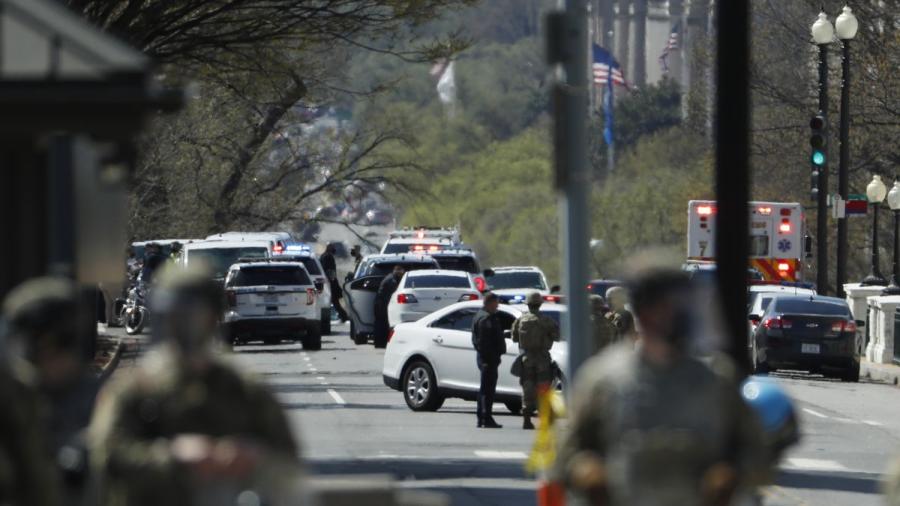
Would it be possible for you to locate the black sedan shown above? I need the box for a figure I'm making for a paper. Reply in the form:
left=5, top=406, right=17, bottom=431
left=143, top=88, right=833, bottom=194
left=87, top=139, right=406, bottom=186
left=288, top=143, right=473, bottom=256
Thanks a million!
left=750, top=295, right=862, bottom=382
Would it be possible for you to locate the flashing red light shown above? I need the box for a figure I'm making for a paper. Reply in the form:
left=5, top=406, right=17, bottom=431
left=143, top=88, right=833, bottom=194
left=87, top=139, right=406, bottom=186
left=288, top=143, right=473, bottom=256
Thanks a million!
left=428, top=245, right=439, bottom=252
left=543, top=295, right=564, bottom=303
left=758, top=206, right=772, bottom=215
left=697, top=205, right=714, bottom=216
left=273, top=242, right=284, bottom=254
left=412, top=245, right=425, bottom=252
left=397, top=293, right=418, bottom=304
left=226, top=290, right=237, bottom=307
left=779, top=220, right=791, bottom=233
left=777, top=262, right=791, bottom=272
left=474, top=276, right=487, bottom=292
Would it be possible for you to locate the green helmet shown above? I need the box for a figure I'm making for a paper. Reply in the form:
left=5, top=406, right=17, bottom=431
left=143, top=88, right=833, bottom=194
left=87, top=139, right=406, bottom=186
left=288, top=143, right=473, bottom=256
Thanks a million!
left=526, top=291, right=543, bottom=306
left=151, top=263, right=224, bottom=315
left=2, top=277, right=84, bottom=356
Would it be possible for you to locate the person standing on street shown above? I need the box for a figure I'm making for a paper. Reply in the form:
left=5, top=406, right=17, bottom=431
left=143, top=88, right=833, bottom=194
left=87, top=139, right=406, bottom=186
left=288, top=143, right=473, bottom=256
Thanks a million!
left=590, top=294, right=617, bottom=354
left=4, top=277, right=101, bottom=506
left=350, top=245, right=363, bottom=273
left=554, top=268, right=767, bottom=506
left=320, top=244, right=349, bottom=322
left=511, top=291, right=559, bottom=430
left=373, top=265, right=404, bottom=348
left=471, top=292, right=505, bottom=429
left=605, top=286, right=635, bottom=342
left=90, top=264, right=301, bottom=506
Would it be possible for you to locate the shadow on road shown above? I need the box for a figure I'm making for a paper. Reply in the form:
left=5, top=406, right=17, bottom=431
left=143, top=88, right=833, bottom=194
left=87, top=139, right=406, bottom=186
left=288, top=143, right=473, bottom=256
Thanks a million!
left=776, top=469, right=883, bottom=494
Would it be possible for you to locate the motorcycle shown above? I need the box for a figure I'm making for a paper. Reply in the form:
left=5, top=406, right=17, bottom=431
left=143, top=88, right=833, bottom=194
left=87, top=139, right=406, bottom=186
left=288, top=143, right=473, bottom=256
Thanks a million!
left=121, top=279, right=149, bottom=335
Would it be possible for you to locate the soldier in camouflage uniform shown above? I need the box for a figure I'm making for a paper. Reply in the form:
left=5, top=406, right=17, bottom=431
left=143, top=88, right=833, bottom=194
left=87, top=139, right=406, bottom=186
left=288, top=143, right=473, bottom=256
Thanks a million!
left=590, top=295, right=617, bottom=355
left=511, top=291, right=559, bottom=430
left=90, top=264, right=301, bottom=506
left=555, top=268, right=767, bottom=506
left=605, top=286, right=635, bottom=342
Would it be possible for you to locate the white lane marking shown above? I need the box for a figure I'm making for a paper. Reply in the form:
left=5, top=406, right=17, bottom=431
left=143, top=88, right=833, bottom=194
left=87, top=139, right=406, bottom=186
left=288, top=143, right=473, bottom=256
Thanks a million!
left=310, top=368, right=318, bottom=372
left=327, top=389, right=346, bottom=405
left=803, top=408, right=828, bottom=419
left=784, top=458, right=848, bottom=472
left=317, top=376, right=326, bottom=380
left=304, top=357, right=311, bottom=361
left=473, top=450, right=528, bottom=460
left=863, top=420, right=884, bottom=427
left=834, top=417, right=855, bottom=423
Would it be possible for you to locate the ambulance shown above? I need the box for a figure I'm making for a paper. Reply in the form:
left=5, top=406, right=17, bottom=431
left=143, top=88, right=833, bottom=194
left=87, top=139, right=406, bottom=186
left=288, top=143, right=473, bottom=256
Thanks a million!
left=687, top=200, right=807, bottom=281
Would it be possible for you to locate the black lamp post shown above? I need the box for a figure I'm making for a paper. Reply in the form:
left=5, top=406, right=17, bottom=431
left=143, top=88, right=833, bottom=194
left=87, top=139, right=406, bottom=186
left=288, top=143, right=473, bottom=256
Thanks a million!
left=883, top=182, right=900, bottom=294
left=835, top=5, right=859, bottom=297
left=861, top=175, right=887, bottom=286
left=811, top=12, right=833, bottom=294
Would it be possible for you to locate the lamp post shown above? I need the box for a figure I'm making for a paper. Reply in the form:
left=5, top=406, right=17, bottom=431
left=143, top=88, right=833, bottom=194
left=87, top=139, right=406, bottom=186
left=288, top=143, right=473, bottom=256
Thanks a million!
left=861, top=175, right=887, bottom=286
left=811, top=12, right=834, bottom=294
left=835, top=5, right=859, bottom=296
left=883, top=182, right=900, bottom=295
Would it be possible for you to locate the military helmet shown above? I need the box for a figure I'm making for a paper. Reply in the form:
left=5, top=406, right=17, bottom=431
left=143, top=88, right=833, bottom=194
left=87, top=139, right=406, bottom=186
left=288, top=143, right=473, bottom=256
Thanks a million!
left=526, top=291, right=543, bottom=305
left=589, top=294, right=607, bottom=313
left=151, top=262, right=224, bottom=315
left=2, top=277, right=82, bottom=352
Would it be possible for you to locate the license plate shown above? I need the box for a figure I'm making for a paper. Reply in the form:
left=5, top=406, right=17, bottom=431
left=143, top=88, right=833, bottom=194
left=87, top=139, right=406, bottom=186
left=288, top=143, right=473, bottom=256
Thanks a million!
left=263, top=294, right=278, bottom=303
left=801, top=343, right=820, bottom=354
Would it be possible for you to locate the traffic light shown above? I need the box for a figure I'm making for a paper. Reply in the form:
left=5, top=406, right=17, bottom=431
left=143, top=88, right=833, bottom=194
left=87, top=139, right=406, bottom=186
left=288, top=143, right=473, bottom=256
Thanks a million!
left=810, top=114, right=827, bottom=199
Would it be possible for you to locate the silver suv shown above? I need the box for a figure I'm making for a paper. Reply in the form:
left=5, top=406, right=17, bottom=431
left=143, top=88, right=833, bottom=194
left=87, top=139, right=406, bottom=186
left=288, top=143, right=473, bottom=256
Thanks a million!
left=224, top=260, right=321, bottom=349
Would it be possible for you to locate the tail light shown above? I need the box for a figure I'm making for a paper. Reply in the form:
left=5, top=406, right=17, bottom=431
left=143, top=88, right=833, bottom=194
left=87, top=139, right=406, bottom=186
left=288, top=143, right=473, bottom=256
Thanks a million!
left=474, top=276, right=487, bottom=292
left=226, top=290, right=237, bottom=307
left=831, top=320, right=857, bottom=333
left=306, top=288, right=316, bottom=305
left=397, top=293, right=418, bottom=304
left=458, top=293, right=480, bottom=301
left=763, top=316, right=792, bottom=329
left=543, top=295, right=564, bottom=303
left=273, top=241, right=285, bottom=254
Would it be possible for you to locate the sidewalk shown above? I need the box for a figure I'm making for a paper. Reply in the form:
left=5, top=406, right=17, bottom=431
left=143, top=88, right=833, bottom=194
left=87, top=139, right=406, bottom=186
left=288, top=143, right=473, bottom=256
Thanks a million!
left=862, top=359, right=900, bottom=386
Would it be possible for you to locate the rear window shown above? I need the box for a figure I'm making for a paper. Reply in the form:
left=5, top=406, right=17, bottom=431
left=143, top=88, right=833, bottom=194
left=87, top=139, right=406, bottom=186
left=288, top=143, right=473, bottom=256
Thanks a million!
left=406, top=275, right=471, bottom=289
left=188, top=247, right=268, bottom=279
left=488, top=272, right=546, bottom=291
left=773, top=299, right=849, bottom=316
left=434, top=256, right=478, bottom=273
left=368, top=261, right=437, bottom=277
left=297, top=258, right=322, bottom=275
left=231, top=267, right=310, bottom=287
left=383, top=243, right=445, bottom=254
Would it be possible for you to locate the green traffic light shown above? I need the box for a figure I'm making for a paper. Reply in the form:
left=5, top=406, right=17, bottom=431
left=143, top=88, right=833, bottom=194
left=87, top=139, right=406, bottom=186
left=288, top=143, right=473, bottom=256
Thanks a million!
left=812, top=150, right=826, bottom=166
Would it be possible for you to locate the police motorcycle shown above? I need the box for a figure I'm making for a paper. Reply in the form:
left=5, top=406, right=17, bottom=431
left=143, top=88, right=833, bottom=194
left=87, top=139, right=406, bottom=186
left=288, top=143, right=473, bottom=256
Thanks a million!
left=120, top=272, right=150, bottom=335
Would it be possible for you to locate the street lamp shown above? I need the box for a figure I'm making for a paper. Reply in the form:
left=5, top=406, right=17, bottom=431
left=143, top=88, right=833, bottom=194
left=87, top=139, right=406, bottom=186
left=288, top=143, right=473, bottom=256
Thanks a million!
left=811, top=12, right=834, bottom=294
left=883, top=182, right=900, bottom=295
left=862, top=175, right=887, bottom=286
left=836, top=5, right=859, bottom=296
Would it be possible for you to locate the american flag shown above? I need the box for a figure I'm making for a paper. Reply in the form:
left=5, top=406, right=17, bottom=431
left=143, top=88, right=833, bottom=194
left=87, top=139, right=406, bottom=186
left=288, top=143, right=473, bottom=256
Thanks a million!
left=659, top=22, right=681, bottom=73
left=592, top=44, right=627, bottom=87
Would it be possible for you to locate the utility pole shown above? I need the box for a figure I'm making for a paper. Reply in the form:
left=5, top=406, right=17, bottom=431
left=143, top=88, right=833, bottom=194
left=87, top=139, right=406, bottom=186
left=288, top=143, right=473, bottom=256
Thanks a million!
left=547, top=0, right=592, bottom=383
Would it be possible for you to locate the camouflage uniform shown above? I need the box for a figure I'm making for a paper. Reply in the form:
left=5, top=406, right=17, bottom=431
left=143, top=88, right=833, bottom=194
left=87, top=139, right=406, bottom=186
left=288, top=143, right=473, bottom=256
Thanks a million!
left=590, top=295, right=617, bottom=354
left=89, top=346, right=300, bottom=506
left=555, top=343, right=767, bottom=506
left=511, top=293, right=560, bottom=427
left=605, top=287, right=635, bottom=342
left=0, top=362, right=60, bottom=506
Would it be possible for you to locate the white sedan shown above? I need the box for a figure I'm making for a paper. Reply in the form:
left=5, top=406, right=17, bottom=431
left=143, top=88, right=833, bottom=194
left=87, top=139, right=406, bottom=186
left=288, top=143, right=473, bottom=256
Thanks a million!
left=387, top=270, right=481, bottom=327
left=382, top=301, right=568, bottom=412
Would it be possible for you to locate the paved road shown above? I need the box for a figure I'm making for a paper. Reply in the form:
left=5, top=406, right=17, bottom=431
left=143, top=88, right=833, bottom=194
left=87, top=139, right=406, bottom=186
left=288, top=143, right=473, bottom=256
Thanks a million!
left=225, top=324, right=900, bottom=506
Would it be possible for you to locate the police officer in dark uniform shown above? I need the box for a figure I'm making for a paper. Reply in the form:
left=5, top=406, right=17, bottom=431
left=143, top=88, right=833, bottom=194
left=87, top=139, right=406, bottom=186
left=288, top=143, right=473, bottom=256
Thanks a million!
left=471, top=292, right=505, bottom=429
left=373, top=265, right=404, bottom=348
left=320, top=244, right=349, bottom=322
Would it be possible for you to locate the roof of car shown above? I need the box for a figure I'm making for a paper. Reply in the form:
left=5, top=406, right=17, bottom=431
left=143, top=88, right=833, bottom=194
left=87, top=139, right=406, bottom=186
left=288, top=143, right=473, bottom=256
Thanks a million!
left=770, top=294, right=847, bottom=305
left=429, top=249, right=476, bottom=256
left=231, top=261, right=308, bottom=270
left=363, top=253, right=438, bottom=263
left=405, top=269, right=470, bottom=277
left=206, top=231, right=291, bottom=240
left=132, top=239, right=195, bottom=246
left=184, top=240, right=272, bottom=250
left=491, top=266, right=544, bottom=272
left=749, top=285, right=816, bottom=294
left=385, top=237, right=452, bottom=244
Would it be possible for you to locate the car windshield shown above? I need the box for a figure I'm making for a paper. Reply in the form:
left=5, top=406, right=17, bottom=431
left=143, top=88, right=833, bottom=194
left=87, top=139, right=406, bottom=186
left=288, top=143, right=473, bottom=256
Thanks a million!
left=289, top=257, right=321, bottom=275
left=406, top=275, right=470, bottom=289
left=230, top=266, right=310, bottom=287
left=189, top=247, right=268, bottom=279
left=433, top=256, right=478, bottom=273
left=368, top=261, right=437, bottom=278
left=488, top=272, right=546, bottom=290
left=774, top=299, right=849, bottom=316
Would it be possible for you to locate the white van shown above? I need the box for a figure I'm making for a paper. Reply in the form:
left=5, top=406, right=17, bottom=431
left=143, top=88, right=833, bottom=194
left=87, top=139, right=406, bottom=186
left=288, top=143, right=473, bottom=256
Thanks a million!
left=181, top=240, right=273, bottom=281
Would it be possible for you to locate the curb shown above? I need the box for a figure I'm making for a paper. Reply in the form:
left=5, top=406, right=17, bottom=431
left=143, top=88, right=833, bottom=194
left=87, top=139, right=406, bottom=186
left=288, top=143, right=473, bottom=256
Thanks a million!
left=98, top=340, right=125, bottom=383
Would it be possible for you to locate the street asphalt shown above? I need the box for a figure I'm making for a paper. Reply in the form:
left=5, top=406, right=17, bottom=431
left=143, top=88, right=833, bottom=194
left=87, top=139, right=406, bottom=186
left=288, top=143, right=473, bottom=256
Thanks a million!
left=102, top=321, right=900, bottom=506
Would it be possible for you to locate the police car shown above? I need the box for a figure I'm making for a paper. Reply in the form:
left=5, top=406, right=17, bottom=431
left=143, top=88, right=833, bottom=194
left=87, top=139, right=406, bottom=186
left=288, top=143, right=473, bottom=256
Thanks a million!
left=275, top=242, right=334, bottom=335
left=484, top=266, right=562, bottom=304
left=223, top=259, right=322, bottom=349
left=380, top=227, right=460, bottom=254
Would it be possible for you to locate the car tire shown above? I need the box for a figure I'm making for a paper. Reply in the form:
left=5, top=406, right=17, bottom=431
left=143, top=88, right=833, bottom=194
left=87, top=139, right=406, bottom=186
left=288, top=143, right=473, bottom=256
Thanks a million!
left=505, top=400, right=523, bottom=415
left=842, top=362, right=861, bottom=383
left=303, top=327, right=322, bottom=351
left=321, top=309, right=332, bottom=336
left=403, top=361, right=443, bottom=412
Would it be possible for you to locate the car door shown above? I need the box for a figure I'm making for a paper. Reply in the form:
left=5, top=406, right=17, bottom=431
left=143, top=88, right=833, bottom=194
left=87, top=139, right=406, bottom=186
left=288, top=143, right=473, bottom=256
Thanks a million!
left=429, top=308, right=480, bottom=391
left=495, top=309, right=523, bottom=395
left=343, top=275, right=383, bottom=336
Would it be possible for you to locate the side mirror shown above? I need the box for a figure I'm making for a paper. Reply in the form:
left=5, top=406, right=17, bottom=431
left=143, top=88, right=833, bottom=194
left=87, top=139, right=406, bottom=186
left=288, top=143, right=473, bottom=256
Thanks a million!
left=551, top=285, right=561, bottom=294
left=483, top=269, right=495, bottom=278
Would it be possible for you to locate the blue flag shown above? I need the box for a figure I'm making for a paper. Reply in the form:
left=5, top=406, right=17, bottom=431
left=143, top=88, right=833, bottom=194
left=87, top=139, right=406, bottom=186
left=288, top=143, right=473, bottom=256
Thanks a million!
left=592, top=44, right=625, bottom=147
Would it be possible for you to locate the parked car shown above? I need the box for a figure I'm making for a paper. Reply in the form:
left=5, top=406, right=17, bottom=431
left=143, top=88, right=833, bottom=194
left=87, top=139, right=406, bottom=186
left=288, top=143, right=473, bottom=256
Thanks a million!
left=344, top=254, right=441, bottom=345
left=387, top=270, right=481, bottom=326
left=750, top=295, right=861, bottom=381
left=746, top=283, right=818, bottom=346
left=383, top=301, right=568, bottom=412
left=429, top=249, right=489, bottom=292
left=180, top=240, right=271, bottom=281
left=272, top=243, right=334, bottom=335
left=586, top=279, right=622, bottom=298
left=223, top=260, right=321, bottom=349
left=485, top=266, right=560, bottom=304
